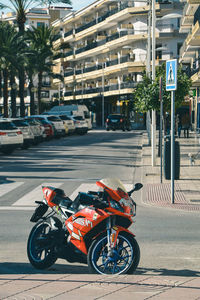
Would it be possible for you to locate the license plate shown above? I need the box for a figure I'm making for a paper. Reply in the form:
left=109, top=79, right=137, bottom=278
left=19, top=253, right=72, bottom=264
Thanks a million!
left=111, top=120, right=117, bottom=123
left=8, top=133, right=16, bottom=136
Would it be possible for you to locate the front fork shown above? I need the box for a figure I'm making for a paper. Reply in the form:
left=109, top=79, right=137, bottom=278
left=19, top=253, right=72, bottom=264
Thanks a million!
left=106, top=216, right=117, bottom=256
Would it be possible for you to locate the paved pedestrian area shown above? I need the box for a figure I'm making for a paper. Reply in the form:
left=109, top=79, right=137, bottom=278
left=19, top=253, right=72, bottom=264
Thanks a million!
left=141, top=130, right=200, bottom=212
left=0, top=273, right=200, bottom=300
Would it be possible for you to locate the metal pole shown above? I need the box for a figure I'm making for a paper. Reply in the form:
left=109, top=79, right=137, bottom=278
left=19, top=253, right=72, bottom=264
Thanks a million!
left=81, top=65, right=83, bottom=102
left=147, top=0, right=151, bottom=77
left=146, top=1, right=151, bottom=146
left=160, top=77, right=163, bottom=183
left=171, top=90, right=175, bottom=204
left=102, top=62, right=105, bottom=127
left=58, top=82, right=61, bottom=106
left=151, top=0, right=156, bottom=166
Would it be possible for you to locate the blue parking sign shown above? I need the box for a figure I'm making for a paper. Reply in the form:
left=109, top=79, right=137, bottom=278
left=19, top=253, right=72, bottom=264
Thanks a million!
left=166, top=59, right=177, bottom=91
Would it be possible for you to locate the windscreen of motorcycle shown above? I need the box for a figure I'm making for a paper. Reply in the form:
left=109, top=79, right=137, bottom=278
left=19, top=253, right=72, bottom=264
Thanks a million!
left=96, top=178, right=127, bottom=193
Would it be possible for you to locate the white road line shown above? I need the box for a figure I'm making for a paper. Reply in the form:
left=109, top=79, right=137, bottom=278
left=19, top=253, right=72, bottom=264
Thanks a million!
left=0, top=182, right=24, bottom=197
left=0, top=206, right=35, bottom=211
left=13, top=182, right=63, bottom=207
left=0, top=182, right=133, bottom=211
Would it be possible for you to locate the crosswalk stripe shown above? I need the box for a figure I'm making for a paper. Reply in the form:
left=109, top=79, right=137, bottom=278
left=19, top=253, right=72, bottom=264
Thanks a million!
left=0, top=182, right=134, bottom=211
left=0, top=182, right=24, bottom=198
left=13, top=182, right=63, bottom=207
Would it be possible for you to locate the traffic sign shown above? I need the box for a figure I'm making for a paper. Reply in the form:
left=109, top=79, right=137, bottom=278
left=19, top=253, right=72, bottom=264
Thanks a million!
left=166, top=59, right=177, bottom=91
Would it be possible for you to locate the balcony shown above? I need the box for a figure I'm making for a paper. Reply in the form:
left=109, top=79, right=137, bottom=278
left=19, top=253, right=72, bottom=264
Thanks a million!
left=74, top=29, right=136, bottom=57
left=64, top=55, right=137, bottom=79
left=64, top=81, right=137, bottom=97
left=64, top=29, right=73, bottom=38
left=74, top=2, right=134, bottom=36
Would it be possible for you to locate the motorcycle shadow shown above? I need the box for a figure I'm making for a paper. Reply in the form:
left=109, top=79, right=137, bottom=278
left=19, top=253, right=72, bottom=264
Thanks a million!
left=0, top=262, right=88, bottom=275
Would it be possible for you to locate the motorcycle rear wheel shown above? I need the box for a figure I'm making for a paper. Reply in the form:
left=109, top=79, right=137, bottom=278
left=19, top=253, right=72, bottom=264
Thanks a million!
left=27, top=220, right=57, bottom=269
left=87, top=232, right=140, bottom=275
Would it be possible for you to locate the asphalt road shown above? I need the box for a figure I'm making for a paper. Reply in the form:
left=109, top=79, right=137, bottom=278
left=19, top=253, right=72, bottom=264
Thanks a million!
left=0, top=129, right=200, bottom=277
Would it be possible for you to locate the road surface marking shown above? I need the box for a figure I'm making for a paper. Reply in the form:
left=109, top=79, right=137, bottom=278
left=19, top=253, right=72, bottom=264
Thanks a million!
left=0, top=182, right=133, bottom=210
left=0, top=181, right=24, bottom=198
left=13, top=182, right=63, bottom=207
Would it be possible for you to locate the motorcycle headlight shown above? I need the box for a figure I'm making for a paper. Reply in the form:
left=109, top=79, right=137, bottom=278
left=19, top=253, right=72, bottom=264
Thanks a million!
left=109, top=199, right=124, bottom=212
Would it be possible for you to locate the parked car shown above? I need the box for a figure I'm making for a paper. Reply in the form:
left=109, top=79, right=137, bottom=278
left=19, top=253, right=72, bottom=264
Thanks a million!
left=31, top=116, right=54, bottom=140
left=106, top=114, right=132, bottom=131
left=25, top=117, right=43, bottom=145
left=8, top=118, right=34, bottom=149
left=0, top=119, right=23, bottom=154
left=71, top=115, right=88, bottom=135
left=39, top=115, right=66, bottom=138
left=58, top=115, right=75, bottom=135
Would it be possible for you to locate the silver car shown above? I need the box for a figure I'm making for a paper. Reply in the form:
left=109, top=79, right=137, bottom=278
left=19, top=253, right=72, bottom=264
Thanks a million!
left=9, top=118, right=34, bottom=149
left=0, top=119, right=23, bottom=154
left=25, top=117, right=43, bottom=145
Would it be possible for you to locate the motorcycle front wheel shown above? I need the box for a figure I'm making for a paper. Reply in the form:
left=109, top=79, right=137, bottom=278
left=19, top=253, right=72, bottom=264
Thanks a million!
left=87, top=232, right=140, bottom=275
left=27, top=220, right=57, bottom=269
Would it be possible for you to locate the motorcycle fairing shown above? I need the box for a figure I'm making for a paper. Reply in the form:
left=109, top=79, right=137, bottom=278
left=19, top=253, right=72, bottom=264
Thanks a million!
left=65, top=207, right=108, bottom=254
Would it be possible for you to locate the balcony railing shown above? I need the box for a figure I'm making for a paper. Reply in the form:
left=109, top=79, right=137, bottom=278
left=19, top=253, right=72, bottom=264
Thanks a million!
left=64, top=81, right=137, bottom=97
left=64, top=55, right=136, bottom=78
left=64, top=29, right=73, bottom=38
left=73, top=1, right=135, bottom=35
left=74, top=30, right=137, bottom=57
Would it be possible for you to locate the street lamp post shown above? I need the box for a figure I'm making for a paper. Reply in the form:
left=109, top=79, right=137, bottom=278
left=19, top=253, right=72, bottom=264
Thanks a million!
left=152, top=0, right=156, bottom=166
left=102, top=62, right=105, bottom=128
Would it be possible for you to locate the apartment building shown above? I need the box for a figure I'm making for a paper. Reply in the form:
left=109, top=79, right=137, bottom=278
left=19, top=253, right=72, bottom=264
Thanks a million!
left=0, top=6, right=72, bottom=116
left=52, top=0, right=185, bottom=126
left=179, top=0, right=200, bottom=130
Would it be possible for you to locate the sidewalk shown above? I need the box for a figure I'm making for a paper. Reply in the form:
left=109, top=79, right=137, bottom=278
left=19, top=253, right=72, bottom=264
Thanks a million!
left=1, top=130, right=200, bottom=300
left=0, top=273, right=200, bottom=299
left=141, top=130, right=200, bottom=212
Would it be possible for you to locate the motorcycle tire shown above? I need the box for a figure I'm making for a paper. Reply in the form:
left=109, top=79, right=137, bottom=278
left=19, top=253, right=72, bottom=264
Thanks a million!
left=27, top=219, right=58, bottom=269
left=87, top=232, right=140, bottom=275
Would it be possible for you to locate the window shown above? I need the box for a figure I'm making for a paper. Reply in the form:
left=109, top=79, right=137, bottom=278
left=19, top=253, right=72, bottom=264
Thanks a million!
left=41, top=91, right=49, bottom=98
left=37, top=22, right=45, bottom=28
left=177, top=43, right=182, bottom=57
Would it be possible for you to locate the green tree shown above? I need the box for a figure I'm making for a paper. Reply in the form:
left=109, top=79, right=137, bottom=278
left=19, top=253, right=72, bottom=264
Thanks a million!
left=134, top=63, right=192, bottom=114
left=0, top=0, right=71, bottom=116
left=26, top=25, right=59, bottom=114
left=0, top=21, right=26, bottom=117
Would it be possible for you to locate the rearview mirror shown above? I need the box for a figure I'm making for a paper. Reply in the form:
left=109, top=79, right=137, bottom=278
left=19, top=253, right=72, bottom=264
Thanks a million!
left=128, top=183, right=143, bottom=196
left=134, top=183, right=143, bottom=191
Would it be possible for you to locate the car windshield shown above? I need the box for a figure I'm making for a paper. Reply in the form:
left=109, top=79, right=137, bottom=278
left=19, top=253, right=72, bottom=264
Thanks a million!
left=37, top=118, right=49, bottom=125
left=26, top=119, right=37, bottom=125
left=59, top=115, right=68, bottom=120
left=12, top=120, right=28, bottom=127
left=47, top=116, right=61, bottom=122
left=0, top=121, right=17, bottom=130
left=73, top=116, right=84, bottom=120
left=108, top=115, right=123, bottom=120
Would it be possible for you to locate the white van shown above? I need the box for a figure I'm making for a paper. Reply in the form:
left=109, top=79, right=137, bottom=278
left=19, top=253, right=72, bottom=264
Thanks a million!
left=49, top=105, right=92, bottom=130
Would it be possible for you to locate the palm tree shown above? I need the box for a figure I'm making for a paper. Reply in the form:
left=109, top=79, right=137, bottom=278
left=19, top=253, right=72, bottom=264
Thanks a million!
left=0, top=21, right=27, bottom=117
left=0, top=22, right=16, bottom=117
left=27, top=25, right=60, bottom=114
left=0, top=0, right=72, bottom=116
left=0, top=0, right=72, bottom=33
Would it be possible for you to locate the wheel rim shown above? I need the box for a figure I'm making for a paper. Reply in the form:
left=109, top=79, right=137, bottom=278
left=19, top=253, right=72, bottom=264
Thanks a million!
left=29, top=223, right=53, bottom=263
left=91, top=235, right=134, bottom=275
